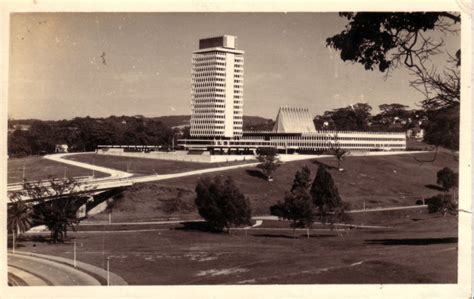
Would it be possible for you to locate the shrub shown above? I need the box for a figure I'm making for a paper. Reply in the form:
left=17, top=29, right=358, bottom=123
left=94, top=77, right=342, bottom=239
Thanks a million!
left=425, top=194, right=457, bottom=215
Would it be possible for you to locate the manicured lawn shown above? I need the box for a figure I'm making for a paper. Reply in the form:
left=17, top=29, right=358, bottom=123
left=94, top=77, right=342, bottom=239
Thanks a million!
left=91, top=151, right=458, bottom=221
left=16, top=211, right=457, bottom=284
left=7, top=156, right=108, bottom=184
left=65, top=153, right=254, bottom=175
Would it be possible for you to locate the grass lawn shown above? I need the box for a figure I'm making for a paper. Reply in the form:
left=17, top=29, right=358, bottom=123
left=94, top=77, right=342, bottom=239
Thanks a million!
left=65, top=153, right=254, bottom=175
left=90, top=151, right=458, bottom=222
left=15, top=210, right=457, bottom=284
left=7, top=156, right=108, bottom=184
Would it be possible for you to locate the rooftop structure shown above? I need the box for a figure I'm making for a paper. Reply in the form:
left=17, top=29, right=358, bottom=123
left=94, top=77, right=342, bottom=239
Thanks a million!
left=272, top=106, right=316, bottom=133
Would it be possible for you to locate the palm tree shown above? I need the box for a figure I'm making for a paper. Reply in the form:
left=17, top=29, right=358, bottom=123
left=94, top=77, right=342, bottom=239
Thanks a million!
left=7, top=197, right=32, bottom=253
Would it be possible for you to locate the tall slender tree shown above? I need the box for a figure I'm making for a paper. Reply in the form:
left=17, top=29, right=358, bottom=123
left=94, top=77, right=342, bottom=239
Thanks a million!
left=311, top=166, right=348, bottom=224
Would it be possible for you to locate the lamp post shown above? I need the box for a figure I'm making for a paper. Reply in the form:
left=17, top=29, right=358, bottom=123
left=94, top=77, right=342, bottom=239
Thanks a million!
left=73, top=241, right=77, bottom=268
left=106, top=257, right=110, bottom=286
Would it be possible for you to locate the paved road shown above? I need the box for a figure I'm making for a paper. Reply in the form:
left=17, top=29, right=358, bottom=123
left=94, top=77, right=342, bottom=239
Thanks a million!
left=8, top=253, right=101, bottom=286
left=45, top=153, right=133, bottom=178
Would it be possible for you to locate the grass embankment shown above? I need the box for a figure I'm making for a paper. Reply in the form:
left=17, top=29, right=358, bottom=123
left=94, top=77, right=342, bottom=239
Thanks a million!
left=7, top=156, right=108, bottom=184
left=89, top=152, right=458, bottom=222
left=66, top=153, right=255, bottom=175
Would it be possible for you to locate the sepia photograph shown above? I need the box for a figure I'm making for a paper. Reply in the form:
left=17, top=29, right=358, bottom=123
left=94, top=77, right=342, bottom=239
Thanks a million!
left=1, top=1, right=472, bottom=298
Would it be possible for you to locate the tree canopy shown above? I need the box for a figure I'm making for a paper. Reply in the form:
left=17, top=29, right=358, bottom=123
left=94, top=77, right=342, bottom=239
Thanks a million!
left=270, top=166, right=315, bottom=234
left=195, top=175, right=252, bottom=232
left=327, top=12, right=461, bottom=150
left=310, top=166, right=347, bottom=223
left=436, top=167, right=458, bottom=192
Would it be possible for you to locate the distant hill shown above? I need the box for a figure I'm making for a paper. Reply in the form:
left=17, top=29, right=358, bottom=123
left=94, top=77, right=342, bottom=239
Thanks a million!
left=151, top=115, right=274, bottom=130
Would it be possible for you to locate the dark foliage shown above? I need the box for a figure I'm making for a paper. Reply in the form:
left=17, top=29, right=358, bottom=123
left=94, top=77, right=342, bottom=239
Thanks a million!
left=256, top=147, right=282, bottom=181
left=194, top=176, right=252, bottom=231
left=424, top=106, right=460, bottom=150
left=11, top=177, right=93, bottom=243
left=271, top=166, right=315, bottom=231
left=327, top=12, right=461, bottom=150
left=311, top=166, right=347, bottom=223
left=425, top=194, right=457, bottom=215
left=8, top=116, right=177, bottom=157
left=436, top=167, right=458, bottom=191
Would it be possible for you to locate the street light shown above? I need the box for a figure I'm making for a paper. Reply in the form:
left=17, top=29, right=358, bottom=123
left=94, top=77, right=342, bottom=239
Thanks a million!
left=73, top=241, right=77, bottom=268
left=106, top=257, right=110, bottom=286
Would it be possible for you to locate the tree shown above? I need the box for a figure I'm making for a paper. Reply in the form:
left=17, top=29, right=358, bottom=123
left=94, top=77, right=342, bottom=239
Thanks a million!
left=11, top=177, right=91, bottom=243
left=7, top=196, right=33, bottom=253
left=256, top=147, right=282, bottom=181
left=315, top=103, right=372, bottom=131
left=329, top=133, right=350, bottom=171
left=437, top=167, right=458, bottom=192
left=378, top=103, right=410, bottom=119
left=425, top=193, right=457, bottom=216
left=270, top=166, right=314, bottom=238
left=327, top=12, right=461, bottom=149
left=290, top=165, right=312, bottom=194
left=310, top=166, right=348, bottom=224
left=195, top=176, right=252, bottom=232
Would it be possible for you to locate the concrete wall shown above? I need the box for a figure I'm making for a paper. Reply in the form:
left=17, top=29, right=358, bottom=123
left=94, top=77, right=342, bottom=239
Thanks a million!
left=97, top=149, right=257, bottom=163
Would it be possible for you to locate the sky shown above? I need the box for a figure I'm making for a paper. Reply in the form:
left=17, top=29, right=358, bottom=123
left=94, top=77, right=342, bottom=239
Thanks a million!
left=8, top=13, right=460, bottom=120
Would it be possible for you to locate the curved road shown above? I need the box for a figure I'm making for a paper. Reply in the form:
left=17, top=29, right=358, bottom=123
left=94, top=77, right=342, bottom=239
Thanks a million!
left=45, top=153, right=133, bottom=179
left=8, top=253, right=101, bottom=286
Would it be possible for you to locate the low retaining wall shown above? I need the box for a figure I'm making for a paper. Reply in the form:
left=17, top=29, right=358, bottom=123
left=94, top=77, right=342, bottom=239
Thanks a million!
left=97, top=149, right=257, bottom=163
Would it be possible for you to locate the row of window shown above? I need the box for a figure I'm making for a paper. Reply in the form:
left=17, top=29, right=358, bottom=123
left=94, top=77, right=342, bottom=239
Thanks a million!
left=254, top=135, right=406, bottom=142
left=194, top=93, right=226, bottom=98
left=194, top=103, right=225, bottom=109
left=192, top=120, right=225, bottom=125
left=234, top=95, right=243, bottom=99
left=192, top=125, right=225, bottom=130
left=193, top=77, right=226, bottom=83
left=193, top=109, right=225, bottom=114
left=193, top=83, right=226, bottom=88
left=194, top=61, right=226, bottom=67
left=193, top=72, right=226, bottom=78
left=193, top=67, right=226, bottom=72
left=192, top=114, right=226, bottom=119
left=193, top=99, right=225, bottom=103
left=193, top=88, right=225, bottom=93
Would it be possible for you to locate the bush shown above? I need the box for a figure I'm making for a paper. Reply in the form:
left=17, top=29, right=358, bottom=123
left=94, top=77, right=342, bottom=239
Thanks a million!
left=425, top=194, right=457, bottom=215
left=195, top=175, right=251, bottom=232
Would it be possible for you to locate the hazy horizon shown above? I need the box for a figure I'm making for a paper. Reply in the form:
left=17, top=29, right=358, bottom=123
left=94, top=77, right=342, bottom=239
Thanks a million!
left=9, top=13, right=460, bottom=121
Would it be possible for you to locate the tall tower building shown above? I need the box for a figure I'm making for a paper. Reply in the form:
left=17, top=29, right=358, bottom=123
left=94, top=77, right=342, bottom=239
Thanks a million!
left=190, top=35, right=244, bottom=138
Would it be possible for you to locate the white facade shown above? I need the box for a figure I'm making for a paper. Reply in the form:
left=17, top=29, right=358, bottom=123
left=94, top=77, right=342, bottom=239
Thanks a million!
left=190, top=35, right=244, bottom=138
left=273, top=106, right=317, bottom=133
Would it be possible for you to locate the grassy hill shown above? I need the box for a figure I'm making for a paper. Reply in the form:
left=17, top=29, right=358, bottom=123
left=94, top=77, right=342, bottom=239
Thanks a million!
left=92, top=152, right=458, bottom=222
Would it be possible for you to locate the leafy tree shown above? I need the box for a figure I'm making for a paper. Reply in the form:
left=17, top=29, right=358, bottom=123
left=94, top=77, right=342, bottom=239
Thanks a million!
left=327, top=12, right=461, bottom=149
left=256, top=147, right=282, bottom=181
left=423, top=105, right=459, bottom=150
left=311, top=166, right=348, bottom=224
left=7, top=196, right=33, bottom=252
left=11, top=177, right=92, bottom=243
left=314, top=103, right=372, bottom=131
left=437, top=167, right=458, bottom=192
left=329, top=133, right=350, bottom=171
left=290, top=165, right=312, bottom=194
left=425, top=193, right=457, bottom=216
left=195, top=176, right=251, bottom=232
left=270, top=166, right=314, bottom=238
left=378, top=103, right=410, bottom=119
